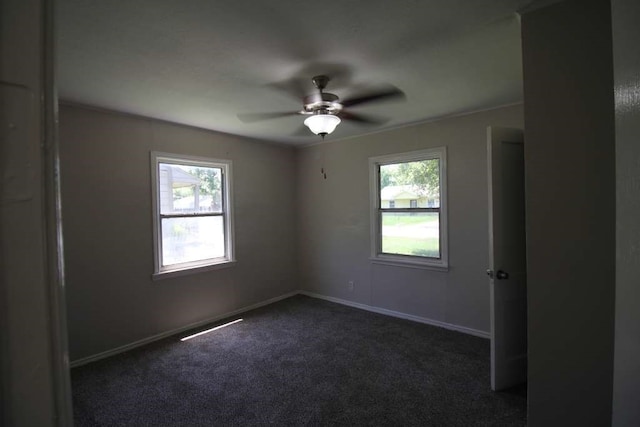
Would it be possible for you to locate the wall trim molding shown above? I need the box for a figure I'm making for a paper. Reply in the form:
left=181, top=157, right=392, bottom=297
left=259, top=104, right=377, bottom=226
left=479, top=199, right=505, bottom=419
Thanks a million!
left=299, top=291, right=490, bottom=339
left=70, top=291, right=299, bottom=368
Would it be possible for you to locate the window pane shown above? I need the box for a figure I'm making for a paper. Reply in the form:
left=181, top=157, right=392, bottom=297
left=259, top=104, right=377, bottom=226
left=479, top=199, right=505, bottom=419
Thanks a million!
left=159, top=163, right=222, bottom=215
left=161, top=216, right=225, bottom=266
left=379, top=159, right=440, bottom=209
left=381, top=212, right=440, bottom=258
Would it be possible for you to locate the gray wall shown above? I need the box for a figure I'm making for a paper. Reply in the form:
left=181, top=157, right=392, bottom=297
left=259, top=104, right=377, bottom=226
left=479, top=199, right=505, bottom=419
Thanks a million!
left=296, top=105, right=524, bottom=335
left=521, top=0, right=616, bottom=425
left=60, top=104, right=298, bottom=361
left=612, top=0, right=640, bottom=424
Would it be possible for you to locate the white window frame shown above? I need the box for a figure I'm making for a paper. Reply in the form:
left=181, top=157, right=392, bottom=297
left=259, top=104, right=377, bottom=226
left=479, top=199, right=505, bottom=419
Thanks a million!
left=369, top=147, right=448, bottom=270
left=151, top=152, right=235, bottom=279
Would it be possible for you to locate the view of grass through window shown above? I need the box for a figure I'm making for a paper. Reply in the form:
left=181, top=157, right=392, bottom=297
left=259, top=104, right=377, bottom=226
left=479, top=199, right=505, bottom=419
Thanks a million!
left=380, top=159, right=440, bottom=258
left=381, top=212, right=440, bottom=257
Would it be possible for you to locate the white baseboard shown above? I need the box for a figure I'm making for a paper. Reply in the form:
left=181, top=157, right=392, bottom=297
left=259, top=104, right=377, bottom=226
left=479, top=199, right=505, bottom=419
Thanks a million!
left=299, top=291, right=490, bottom=339
left=70, top=291, right=299, bottom=368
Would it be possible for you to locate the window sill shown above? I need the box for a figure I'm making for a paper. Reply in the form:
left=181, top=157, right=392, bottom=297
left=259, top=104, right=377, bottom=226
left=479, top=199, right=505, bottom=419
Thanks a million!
left=370, top=256, right=449, bottom=272
left=152, top=260, right=237, bottom=281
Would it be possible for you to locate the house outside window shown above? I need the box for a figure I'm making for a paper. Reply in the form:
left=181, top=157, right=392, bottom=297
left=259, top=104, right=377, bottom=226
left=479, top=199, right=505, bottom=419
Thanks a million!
left=369, top=147, right=447, bottom=269
left=151, top=152, right=234, bottom=277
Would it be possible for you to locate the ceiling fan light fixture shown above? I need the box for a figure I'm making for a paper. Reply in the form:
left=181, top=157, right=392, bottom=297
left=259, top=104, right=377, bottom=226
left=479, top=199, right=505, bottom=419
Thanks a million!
left=304, top=113, right=341, bottom=137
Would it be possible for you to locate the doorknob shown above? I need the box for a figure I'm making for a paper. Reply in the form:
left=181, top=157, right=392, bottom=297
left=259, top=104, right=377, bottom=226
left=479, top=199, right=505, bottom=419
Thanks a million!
left=496, top=270, right=509, bottom=280
left=486, top=269, right=509, bottom=280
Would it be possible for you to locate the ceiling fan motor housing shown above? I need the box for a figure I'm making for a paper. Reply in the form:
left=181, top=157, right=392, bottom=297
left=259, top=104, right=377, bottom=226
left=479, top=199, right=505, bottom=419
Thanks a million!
left=303, top=92, right=342, bottom=115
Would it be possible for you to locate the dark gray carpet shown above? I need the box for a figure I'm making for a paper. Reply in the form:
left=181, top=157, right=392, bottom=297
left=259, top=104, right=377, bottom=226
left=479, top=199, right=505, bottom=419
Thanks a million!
left=71, top=295, right=526, bottom=426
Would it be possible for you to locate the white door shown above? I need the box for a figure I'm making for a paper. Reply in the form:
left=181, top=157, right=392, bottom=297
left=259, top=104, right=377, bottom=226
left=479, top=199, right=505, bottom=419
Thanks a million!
left=487, top=126, right=527, bottom=391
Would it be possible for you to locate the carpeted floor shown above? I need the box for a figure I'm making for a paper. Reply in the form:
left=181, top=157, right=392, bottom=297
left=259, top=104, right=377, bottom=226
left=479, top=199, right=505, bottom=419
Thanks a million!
left=71, top=295, right=526, bottom=426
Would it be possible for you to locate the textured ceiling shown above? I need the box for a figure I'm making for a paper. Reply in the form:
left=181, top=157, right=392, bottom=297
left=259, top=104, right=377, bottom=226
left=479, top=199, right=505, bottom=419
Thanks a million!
left=57, top=0, right=534, bottom=146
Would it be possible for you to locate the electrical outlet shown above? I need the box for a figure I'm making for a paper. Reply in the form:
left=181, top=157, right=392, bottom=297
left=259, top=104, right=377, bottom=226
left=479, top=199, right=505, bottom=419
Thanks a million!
left=347, top=280, right=355, bottom=292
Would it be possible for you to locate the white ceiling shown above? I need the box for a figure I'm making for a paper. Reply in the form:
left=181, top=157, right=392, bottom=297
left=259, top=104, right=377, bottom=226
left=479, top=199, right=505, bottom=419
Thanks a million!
left=57, top=0, right=534, bottom=146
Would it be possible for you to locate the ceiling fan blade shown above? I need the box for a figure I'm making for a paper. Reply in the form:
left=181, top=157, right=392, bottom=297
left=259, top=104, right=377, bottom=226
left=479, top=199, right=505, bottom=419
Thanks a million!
left=340, top=111, right=389, bottom=125
left=341, top=86, right=406, bottom=108
left=268, top=63, right=353, bottom=100
left=237, top=111, right=300, bottom=123
left=268, top=77, right=310, bottom=101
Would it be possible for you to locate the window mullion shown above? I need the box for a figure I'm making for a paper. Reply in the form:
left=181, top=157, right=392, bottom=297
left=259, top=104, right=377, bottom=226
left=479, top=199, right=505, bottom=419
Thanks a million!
left=378, top=208, right=440, bottom=213
left=160, top=213, right=223, bottom=219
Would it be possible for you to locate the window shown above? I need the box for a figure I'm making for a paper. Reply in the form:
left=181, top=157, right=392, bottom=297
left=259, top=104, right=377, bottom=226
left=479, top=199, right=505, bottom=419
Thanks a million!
left=369, top=147, right=447, bottom=269
left=151, top=152, right=234, bottom=277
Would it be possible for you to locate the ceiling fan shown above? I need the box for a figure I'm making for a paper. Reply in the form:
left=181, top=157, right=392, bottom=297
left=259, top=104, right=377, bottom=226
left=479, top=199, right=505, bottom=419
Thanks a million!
left=238, top=75, right=405, bottom=138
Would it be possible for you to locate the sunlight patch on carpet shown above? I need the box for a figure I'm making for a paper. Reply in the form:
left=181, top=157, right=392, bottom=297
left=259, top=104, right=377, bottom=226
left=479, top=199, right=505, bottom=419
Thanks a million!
left=180, top=319, right=243, bottom=341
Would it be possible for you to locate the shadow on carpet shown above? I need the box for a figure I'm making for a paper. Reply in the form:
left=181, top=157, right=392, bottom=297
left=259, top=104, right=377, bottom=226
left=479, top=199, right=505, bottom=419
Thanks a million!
left=71, top=295, right=526, bottom=426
